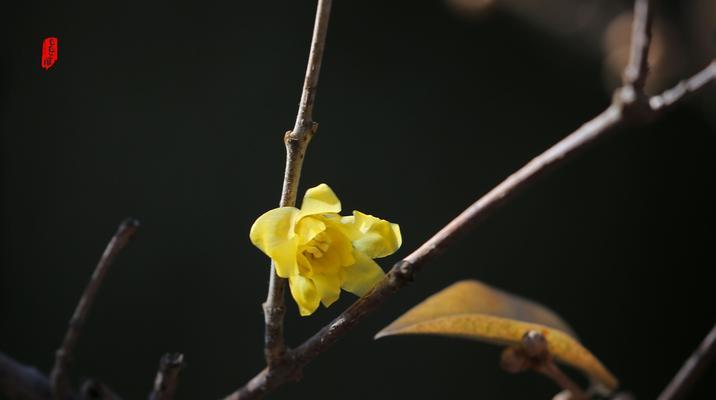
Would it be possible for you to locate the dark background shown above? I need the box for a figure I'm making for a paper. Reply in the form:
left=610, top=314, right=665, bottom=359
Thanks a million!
left=2, top=0, right=715, bottom=399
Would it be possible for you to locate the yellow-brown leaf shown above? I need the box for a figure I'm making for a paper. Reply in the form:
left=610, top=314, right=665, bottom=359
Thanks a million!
left=376, top=280, right=618, bottom=391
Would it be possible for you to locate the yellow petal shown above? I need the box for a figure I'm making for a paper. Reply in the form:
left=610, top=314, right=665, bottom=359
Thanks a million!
left=249, top=207, right=300, bottom=277
left=341, top=251, right=385, bottom=296
left=342, top=210, right=402, bottom=258
left=312, top=272, right=342, bottom=307
left=288, top=274, right=320, bottom=316
left=298, top=183, right=341, bottom=218
left=295, top=216, right=326, bottom=245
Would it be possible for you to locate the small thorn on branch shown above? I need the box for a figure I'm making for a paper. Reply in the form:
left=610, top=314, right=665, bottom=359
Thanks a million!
left=148, top=353, right=185, bottom=400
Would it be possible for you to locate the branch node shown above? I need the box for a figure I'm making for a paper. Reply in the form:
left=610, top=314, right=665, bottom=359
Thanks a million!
left=390, top=260, right=415, bottom=285
left=613, top=86, right=653, bottom=121
left=522, top=330, right=549, bottom=358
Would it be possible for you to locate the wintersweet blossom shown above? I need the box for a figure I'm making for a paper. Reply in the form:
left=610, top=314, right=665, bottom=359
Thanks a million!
left=250, top=183, right=401, bottom=316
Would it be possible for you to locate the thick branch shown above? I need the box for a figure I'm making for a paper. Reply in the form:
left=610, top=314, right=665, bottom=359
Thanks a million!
left=262, top=0, right=333, bottom=368
left=227, top=60, right=716, bottom=399
left=50, top=218, right=139, bottom=400
left=622, top=0, right=654, bottom=93
left=657, top=324, right=716, bottom=400
left=0, top=352, right=51, bottom=400
left=148, top=353, right=185, bottom=400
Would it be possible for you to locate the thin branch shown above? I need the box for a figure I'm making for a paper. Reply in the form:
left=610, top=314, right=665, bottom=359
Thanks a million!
left=622, top=0, right=654, bottom=93
left=50, top=218, right=140, bottom=400
left=226, top=57, right=716, bottom=399
left=657, top=324, right=716, bottom=400
left=538, top=362, right=588, bottom=400
left=291, top=0, right=333, bottom=140
left=649, top=61, right=716, bottom=112
left=263, top=0, right=333, bottom=367
left=148, top=353, right=185, bottom=400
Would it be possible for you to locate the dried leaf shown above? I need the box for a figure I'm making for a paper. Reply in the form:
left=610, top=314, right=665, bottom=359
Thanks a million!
left=376, top=280, right=618, bottom=391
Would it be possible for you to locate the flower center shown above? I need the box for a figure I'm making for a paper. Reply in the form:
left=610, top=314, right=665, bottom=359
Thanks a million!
left=302, top=231, right=331, bottom=259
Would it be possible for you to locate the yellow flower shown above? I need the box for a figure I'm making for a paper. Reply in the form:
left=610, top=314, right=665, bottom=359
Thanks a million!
left=250, top=183, right=402, bottom=316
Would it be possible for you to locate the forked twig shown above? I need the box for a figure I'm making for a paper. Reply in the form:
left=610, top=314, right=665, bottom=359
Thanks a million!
left=49, top=218, right=139, bottom=400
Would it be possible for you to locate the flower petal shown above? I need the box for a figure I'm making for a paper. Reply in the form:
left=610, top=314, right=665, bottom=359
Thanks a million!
left=341, top=251, right=385, bottom=296
left=295, top=216, right=326, bottom=245
left=288, top=274, right=320, bottom=316
left=312, top=272, right=342, bottom=307
left=298, top=183, right=341, bottom=218
left=249, top=207, right=300, bottom=277
left=343, top=210, right=402, bottom=258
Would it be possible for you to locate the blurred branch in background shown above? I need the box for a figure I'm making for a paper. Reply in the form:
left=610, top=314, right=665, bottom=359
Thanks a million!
left=0, top=219, right=140, bottom=400
left=0, top=352, right=51, bottom=400
left=49, top=218, right=139, bottom=400
left=445, top=0, right=716, bottom=121
left=657, top=324, right=716, bottom=400
left=148, top=353, right=185, bottom=400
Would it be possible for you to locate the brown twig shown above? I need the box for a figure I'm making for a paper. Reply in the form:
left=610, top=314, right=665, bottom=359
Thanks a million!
left=148, top=353, right=185, bottom=400
left=226, top=2, right=715, bottom=395
left=262, top=0, right=333, bottom=368
left=49, top=218, right=139, bottom=400
left=657, top=324, right=716, bottom=400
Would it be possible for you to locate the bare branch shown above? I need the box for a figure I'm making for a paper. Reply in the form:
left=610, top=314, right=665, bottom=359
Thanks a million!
left=148, top=353, right=185, bottom=400
left=263, top=0, right=333, bottom=368
left=290, top=0, right=333, bottom=140
left=657, top=324, right=716, bottom=400
left=622, top=0, right=654, bottom=93
left=50, top=218, right=140, bottom=400
left=226, top=58, right=716, bottom=398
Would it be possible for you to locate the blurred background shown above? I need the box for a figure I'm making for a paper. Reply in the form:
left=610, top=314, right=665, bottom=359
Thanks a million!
left=2, top=0, right=715, bottom=399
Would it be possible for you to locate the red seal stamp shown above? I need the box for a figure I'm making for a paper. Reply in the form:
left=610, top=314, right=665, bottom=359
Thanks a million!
left=41, top=37, right=58, bottom=70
